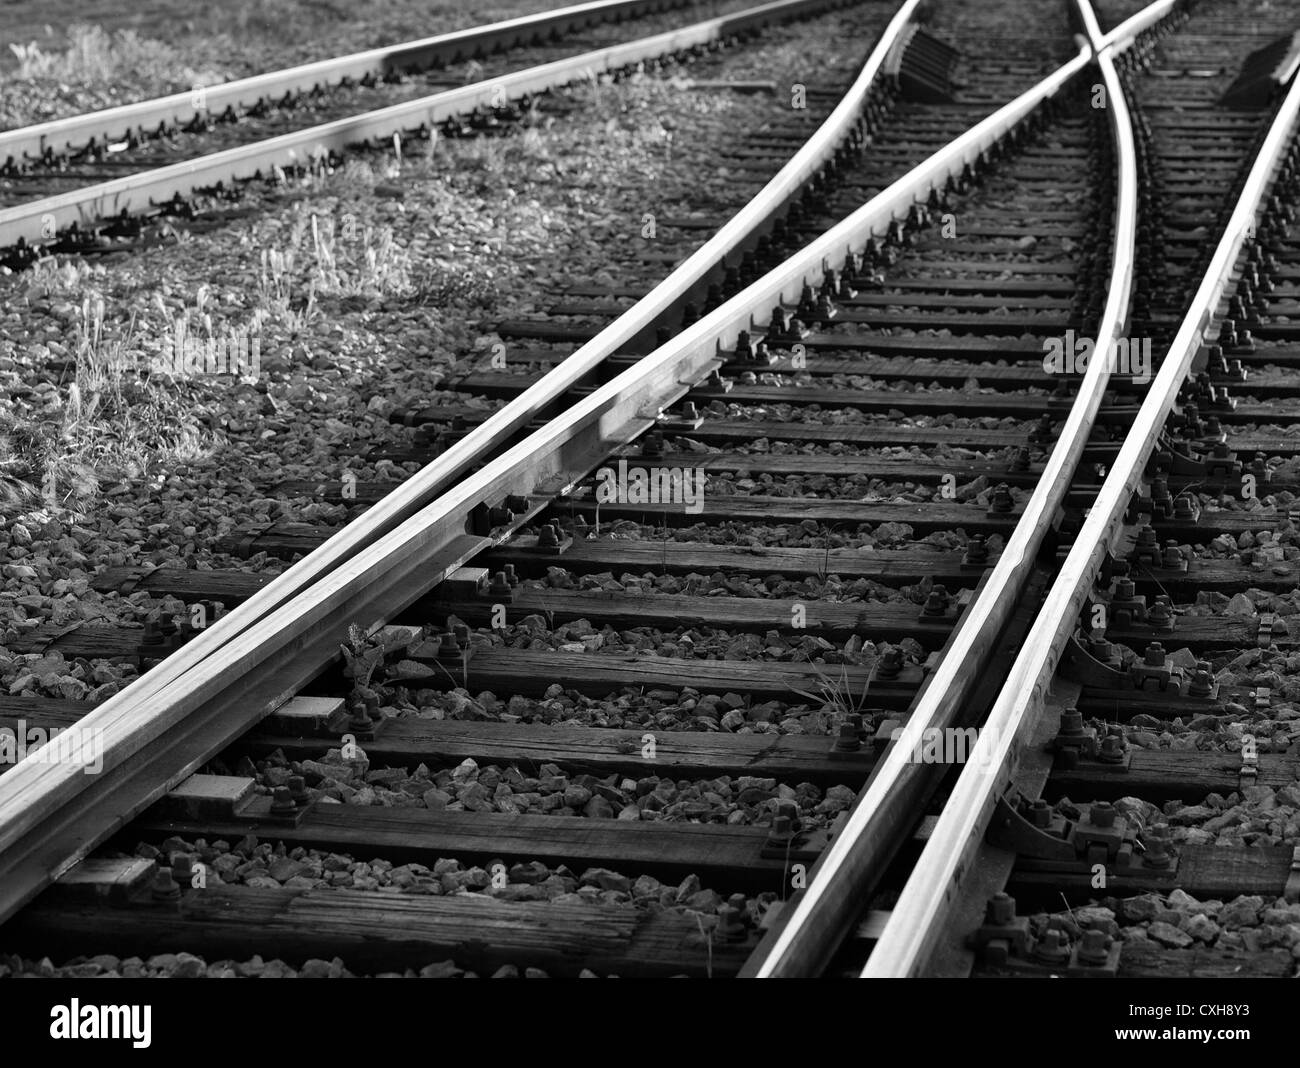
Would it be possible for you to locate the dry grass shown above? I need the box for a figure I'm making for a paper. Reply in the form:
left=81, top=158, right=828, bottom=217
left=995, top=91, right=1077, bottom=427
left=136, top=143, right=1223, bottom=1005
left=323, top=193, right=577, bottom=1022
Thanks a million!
left=0, top=292, right=214, bottom=516
left=8, top=23, right=220, bottom=89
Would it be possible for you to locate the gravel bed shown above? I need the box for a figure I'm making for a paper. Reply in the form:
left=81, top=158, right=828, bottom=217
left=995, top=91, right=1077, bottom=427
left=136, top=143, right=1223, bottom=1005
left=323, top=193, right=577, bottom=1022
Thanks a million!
left=121, top=833, right=764, bottom=917
left=549, top=515, right=994, bottom=550
left=0, top=951, right=598, bottom=977
left=237, top=744, right=858, bottom=826
left=325, top=676, right=882, bottom=736
left=0, top=5, right=887, bottom=660
left=521, top=563, right=917, bottom=602
left=694, top=400, right=1035, bottom=431
left=1027, top=891, right=1300, bottom=962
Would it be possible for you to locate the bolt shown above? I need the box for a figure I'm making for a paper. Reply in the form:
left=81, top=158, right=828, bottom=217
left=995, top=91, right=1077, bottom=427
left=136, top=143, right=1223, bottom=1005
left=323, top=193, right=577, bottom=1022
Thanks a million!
left=537, top=524, right=560, bottom=549
left=922, top=589, right=950, bottom=617
left=151, top=866, right=181, bottom=901
left=963, top=534, right=989, bottom=566
left=1142, top=824, right=1172, bottom=869
left=986, top=892, right=1016, bottom=925
left=1143, top=642, right=1167, bottom=668
left=715, top=904, right=748, bottom=942
left=834, top=722, right=862, bottom=752
left=170, top=852, right=195, bottom=883
left=875, top=646, right=903, bottom=680
left=989, top=484, right=1015, bottom=513
left=1089, top=801, right=1117, bottom=828
left=1098, top=733, right=1128, bottom=764
left=1058, top=708, right=1085, bottom=738
left=1189, top=661, right=1215, bottom=698
left=1077, top=929, right=1112, bottom=965
left=271, top=786, right=297, bottom=813
left=1034, top=928, right=1071, bottom=964
left=1147, top=599, right=1173, bottom=629
left=768, top=814, right=795, bottom=844
left=1030, top=799, right=1053, bottom=828
left=288, top=775, right=310, bottom=805
left=347, top=697, right=373, bottom=731
left=1113, top=577, right=1136, bottom=600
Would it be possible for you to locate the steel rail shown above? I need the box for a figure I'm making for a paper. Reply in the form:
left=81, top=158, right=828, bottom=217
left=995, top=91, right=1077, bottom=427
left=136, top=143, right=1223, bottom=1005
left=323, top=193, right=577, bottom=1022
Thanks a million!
left=0, top=0, right=693, bottom=167
left=863, top=3, right=1300, bottom=979
left=1097, top=0, right=1177, bottom=54
left=744, top=0, right=1174, bottom=978
left=0, top=0, right=919, bottom=924
left=0, top=0, right=859, bottom=251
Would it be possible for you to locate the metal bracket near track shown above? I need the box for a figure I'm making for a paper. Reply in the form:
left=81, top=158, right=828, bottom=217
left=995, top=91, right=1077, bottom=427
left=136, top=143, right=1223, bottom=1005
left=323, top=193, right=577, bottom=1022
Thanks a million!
left=969, top=891, right=1122, bottom=976
left=987, top=792, right=1176, bottom=875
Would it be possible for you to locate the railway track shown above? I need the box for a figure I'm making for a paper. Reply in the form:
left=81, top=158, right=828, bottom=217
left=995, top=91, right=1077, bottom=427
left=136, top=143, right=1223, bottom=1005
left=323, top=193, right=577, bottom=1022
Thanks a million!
left=0, top=0, right=872, bottom=263
left=1, top=0, right=1300, bottom=989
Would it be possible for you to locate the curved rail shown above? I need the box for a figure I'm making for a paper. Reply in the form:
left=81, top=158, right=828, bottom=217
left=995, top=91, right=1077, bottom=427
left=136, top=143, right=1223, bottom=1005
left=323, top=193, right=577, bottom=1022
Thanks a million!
left=745, top=0, right=1142, bottom=976
left=0, top=0, right=694, bottom=167
left=863, top=0, right=1300, bottom=978
left=0, top=0, right=859, bottom=251
left=0, top=0, right=919, bottom=924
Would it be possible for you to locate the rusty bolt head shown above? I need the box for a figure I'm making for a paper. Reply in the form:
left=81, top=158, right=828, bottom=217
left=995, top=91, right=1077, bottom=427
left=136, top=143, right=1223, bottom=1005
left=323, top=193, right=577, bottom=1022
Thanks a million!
left=986, top=892, right=1016, bottom=925
left=834, top=723, right=862, bottom=752
left=151, top=866, right=181, bottom=901
left=1077, top=928, right=1111, bottom=964
left=1089, top=801, right=1117, bottom=827
left=1034, top=929, right=1071, bottom=964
